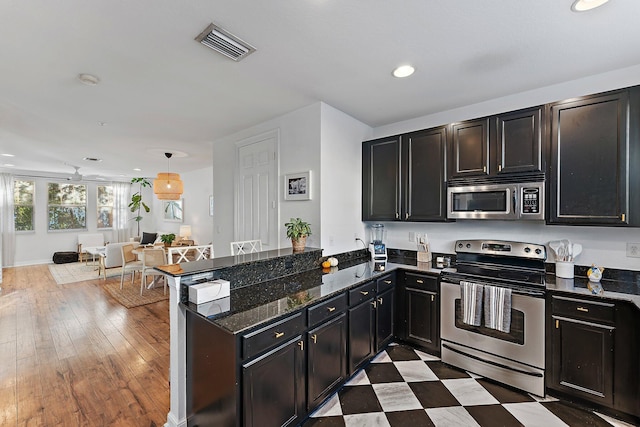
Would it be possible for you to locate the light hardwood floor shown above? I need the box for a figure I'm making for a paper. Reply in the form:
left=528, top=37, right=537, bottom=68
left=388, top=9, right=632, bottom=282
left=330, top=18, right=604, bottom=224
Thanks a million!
left=0, top=264, right=170, bottom=426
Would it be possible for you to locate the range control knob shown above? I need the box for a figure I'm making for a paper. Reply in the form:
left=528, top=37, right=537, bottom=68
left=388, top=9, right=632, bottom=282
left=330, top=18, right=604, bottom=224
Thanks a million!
left=458, top=243, right=463, bottom=248
left=535, top=248, right=542, bottom=255
left=524, top=247, right=531, bottom=253
left=466, top=243, right=471, bottom=248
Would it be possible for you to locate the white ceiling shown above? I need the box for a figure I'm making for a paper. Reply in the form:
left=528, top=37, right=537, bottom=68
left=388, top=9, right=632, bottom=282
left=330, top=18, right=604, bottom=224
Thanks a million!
left=1, top=0, right=639, bottom=180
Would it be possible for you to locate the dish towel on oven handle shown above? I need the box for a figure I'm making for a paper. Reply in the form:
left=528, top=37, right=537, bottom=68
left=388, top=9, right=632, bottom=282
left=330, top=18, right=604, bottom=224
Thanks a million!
left=484, top=285, right=512, bottom=333
left=460, top=281, right=483, bottom=326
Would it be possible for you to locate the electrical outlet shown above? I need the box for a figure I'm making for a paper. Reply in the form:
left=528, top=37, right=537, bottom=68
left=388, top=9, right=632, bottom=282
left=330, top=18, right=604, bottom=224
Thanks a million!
left=627, top=243, right=640, bottom=258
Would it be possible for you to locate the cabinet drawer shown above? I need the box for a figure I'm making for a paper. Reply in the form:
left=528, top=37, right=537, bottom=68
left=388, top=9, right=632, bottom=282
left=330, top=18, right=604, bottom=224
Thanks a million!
left=376, top=273, right=395, bottom=293
left=404, top=272, right=437, bottom=292
left=349, top=281, right=376, bottom=306
left=242, top=312, right=306, bottom=360
left=308, top=293, right=347, bottom=327
left=552, top=295, right=615, bottom=325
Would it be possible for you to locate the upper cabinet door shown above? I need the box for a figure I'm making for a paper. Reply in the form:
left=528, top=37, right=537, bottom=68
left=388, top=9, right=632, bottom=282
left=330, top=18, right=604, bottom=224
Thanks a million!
left=362, top=136, right=401, bottom=221
left=496, top=106, right=543, bottom=174
left=403, top=126, right=448, bottom=221
left=548, top=91, right=629, bottom=225
left=450, top=118, right=489, bottom=178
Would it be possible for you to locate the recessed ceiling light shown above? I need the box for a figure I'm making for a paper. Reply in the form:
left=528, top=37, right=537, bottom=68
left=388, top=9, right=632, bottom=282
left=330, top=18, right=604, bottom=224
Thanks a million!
left=3, top=164, right=14, bottom=167
left=133, top=168, right=142, bottom=172
left=97, top=121, right=107, bottom=127
left=571, top=0, right=610, bottom=12
left=392, top=65, right=415, bottom=78
left=1, top=153, right=15, bottom=157
left=83, top=157, right=102, bottom=162
left=78, top=73, right=100, bottom=86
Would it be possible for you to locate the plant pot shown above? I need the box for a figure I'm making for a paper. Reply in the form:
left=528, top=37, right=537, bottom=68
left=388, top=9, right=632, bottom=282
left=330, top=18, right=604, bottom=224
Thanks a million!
left=291, top=236, right=307, bottom=252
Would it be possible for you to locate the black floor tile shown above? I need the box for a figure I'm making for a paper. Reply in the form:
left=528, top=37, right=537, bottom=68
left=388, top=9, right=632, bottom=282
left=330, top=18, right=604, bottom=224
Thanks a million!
left=541, top=401, right=614, bottom=427
left=385, top=344, right=421, bottom=361
left=466, top=404, right=525, bottom=427
left=337, top=385, right=382, bottom=415
left=385, top=409, right=435, bottom=427
left=364, top=362, right=404, bottom=384
left=409, top=381, right=461, bottom=408
left=476, top=378, right=536, bottom=404
left=303, top=416, right=346, bottom=427
left=426, top=361, right=471, bottom=380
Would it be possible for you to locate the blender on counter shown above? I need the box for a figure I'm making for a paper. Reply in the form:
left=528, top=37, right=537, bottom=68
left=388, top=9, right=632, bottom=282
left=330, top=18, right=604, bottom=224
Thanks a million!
left=369, top=224, right=388, bottom=262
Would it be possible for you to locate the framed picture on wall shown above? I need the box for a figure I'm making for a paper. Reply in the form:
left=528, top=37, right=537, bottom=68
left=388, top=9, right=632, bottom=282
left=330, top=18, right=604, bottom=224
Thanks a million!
left=284, top=171, right=311, bottom=201
left=163, top=199, right=184, bottom=222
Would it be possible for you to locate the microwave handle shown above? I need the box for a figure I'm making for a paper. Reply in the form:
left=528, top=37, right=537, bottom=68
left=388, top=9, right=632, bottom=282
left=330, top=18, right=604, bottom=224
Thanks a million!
left=513, top=187, right=518, bottom=214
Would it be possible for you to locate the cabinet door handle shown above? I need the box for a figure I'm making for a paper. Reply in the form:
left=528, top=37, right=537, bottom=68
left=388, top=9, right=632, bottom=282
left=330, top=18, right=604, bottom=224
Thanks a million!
left=416, top=279, right=424, bottom=284
left=377, top=297, right=383, bottom=305
left=621, top=213, right=626, bottom=222
left=555, top=319, right=559, bottom=329
left=298, top=341, right=304, bottom=351
left=274, top=331, right=285, bottom=338
left=384, top=280, right=392, bottom=284
left=327, top=306, right=336, bottom=312
left=483, top=166, right=487, bottom=173
left=311, top=334, right=317, bottom=344
left=405, top=212, right=409, bottom=220
left=396, top=212, right=399, bottom=219
left=498, top=164, right=502, bottom=172
left=431, top=295, right=435, bottom=302
left=371, top=301, right=377, bottom=308
left=577, top=307, right=589, bottom=313
left=360, top=291, right=369, bottom=296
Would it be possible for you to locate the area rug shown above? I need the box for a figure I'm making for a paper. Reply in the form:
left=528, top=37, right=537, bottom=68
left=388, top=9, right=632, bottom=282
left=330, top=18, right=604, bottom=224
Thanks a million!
left=48, top=261, right=123, bottom=285
left=102, top=280, right=169, bottom=309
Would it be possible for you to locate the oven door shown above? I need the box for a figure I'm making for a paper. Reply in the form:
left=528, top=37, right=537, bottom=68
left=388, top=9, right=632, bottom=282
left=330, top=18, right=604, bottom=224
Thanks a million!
left=447, top=184, right=516, bottom=220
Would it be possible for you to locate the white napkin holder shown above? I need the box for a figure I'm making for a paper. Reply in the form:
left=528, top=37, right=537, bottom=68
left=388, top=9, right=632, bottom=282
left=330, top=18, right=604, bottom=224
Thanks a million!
left=189, top=279, right=230, bottom=304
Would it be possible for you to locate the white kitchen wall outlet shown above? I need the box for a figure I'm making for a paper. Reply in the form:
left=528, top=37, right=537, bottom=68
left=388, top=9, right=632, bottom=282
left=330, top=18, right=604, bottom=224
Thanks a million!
left=626, top=242, right=640, bottom=258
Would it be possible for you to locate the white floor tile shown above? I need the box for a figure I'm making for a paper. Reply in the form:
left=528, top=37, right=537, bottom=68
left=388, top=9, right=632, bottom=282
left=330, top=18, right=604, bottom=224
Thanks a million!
left=414, top=349, right=440, bottom=361
left=345, top=369, right=370, bottom=386
left=371, top=351, right=392, bottom=363
left=441, top=378, right=499, bottom=406
left=372, top=383, right=423, bottom=412
left=503, top=402, right=569, bottom=427
left=426, top=406, right=481, bottom=427
left=595, top=412, right=637, bottom=427
left=394, top=360, right=439, bottom=382
left=310, top=393, right=342, bottom=417
left=343, top=412, right=391, bottom=427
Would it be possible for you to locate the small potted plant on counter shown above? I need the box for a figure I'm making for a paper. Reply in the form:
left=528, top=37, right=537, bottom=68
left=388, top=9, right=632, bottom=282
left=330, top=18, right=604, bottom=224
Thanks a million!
left=160, top=233, right=176, bottom=247
left=285, top=217, right=312, bottom=252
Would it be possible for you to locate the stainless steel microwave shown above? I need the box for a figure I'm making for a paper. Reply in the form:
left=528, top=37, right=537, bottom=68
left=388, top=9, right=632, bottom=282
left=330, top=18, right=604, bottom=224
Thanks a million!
left=447, top=182, right=545, bottom=220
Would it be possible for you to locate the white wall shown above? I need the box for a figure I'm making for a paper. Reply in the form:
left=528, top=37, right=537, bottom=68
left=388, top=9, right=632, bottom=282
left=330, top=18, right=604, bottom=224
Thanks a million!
left=320, top=103, right=372, bottom=255
left=367, top=64, right=640, bottom=271
left=210, top=103, right=322, bottom=257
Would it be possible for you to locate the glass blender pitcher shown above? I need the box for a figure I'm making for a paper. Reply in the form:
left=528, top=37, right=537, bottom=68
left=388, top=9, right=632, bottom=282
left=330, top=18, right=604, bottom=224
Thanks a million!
left=369, top=224, right=387, bottom=261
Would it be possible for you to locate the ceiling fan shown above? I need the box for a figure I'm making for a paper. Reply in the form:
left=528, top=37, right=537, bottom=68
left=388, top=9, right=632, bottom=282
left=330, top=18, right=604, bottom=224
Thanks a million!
left=67, top=165, right=83, bottom=181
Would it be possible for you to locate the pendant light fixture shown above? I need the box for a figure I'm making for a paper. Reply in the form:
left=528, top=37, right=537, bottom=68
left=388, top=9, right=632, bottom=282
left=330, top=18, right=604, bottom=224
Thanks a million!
left=154, top=152, right=184, bottom=200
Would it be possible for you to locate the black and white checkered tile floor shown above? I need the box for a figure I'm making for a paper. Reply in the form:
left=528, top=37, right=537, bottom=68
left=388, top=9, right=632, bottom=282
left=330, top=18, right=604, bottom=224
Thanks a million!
left=302, top=344, right=635, bottom=427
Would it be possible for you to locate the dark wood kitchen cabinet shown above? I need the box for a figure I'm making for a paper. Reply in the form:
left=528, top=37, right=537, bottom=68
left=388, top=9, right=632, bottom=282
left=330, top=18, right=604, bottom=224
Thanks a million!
left=375, top=273, right=396, bottom=351
left=449, top=106, right=543, bottom=179
left=348, top=281, right=376, bottom=373
left=548, top=294, right=640, bottom=418
left=397, top=272, right=440, bottom=354
left=362, top=126, right=448, bottom=222
left=548, top=88, right=640, bottom=226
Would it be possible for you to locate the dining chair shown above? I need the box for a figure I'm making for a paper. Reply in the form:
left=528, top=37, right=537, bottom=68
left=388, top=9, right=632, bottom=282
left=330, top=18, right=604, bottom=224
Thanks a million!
left=141, top=248, right=168, bottom=295
left=168, top=244, right=214, bottom=264
left=230, top=239, right=262, bottom=255
left=120, top=244, right=143, bottom=289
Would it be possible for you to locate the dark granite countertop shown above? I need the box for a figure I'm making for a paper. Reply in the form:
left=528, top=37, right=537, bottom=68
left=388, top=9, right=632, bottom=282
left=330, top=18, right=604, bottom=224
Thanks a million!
left=546, top=274, right=640, bottom=309
left=184, top=260, right=440, bottom=335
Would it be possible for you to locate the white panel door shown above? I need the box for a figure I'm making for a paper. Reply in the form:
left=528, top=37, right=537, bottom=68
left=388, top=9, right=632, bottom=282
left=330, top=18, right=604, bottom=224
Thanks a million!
left=235, top=133, right=278, bottom=250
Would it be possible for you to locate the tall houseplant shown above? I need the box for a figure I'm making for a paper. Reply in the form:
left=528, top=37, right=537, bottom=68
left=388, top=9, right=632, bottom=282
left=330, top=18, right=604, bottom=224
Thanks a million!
left=129, top=177, right=151, bottom=237
left=285, top=217, right=312, bottom=252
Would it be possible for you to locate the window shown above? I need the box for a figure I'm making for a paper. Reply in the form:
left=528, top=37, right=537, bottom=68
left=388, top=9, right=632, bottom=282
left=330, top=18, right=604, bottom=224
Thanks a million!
left=97, top=185, right=114, bottom=229
left=48, top=183, right=87, bottom=230
left=14, top=180, right=35, bottom=231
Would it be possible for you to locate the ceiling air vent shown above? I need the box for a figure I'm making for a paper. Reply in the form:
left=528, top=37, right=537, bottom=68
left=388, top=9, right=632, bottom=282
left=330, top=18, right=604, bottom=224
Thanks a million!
left=195, top=23, right=256, bottom=62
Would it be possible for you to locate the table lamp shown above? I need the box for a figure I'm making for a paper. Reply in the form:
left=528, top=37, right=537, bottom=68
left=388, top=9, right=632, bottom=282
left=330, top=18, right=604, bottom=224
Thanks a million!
left=179, top=225, right=192, bottom=241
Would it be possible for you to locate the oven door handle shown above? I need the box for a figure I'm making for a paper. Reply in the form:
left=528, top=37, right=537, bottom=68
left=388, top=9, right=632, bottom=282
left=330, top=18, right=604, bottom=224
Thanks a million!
left=442, top=343, right=543, bottom=378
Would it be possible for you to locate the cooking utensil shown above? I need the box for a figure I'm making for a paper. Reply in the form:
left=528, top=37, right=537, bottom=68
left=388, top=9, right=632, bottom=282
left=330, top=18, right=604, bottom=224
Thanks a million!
left=561, top=239, right=571, bottom=261
left=572, top=243, right=582, bottom=260
left=549, top=240, right=562, bottom=261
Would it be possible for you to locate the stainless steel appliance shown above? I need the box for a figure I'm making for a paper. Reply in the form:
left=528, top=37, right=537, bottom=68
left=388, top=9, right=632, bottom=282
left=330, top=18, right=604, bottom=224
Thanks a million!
left=440, top=239, right=547, bottom=396
left=447, top=181, right=544, bottom=220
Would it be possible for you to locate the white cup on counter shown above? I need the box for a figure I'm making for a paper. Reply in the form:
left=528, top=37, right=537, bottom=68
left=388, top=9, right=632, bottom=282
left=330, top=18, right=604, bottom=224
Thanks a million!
left=556, top=261, right=574, bottom=279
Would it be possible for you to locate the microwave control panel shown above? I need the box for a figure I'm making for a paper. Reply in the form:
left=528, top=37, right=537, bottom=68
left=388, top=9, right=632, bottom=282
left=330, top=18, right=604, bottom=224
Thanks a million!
left=521, top=187, right=540, bottom=214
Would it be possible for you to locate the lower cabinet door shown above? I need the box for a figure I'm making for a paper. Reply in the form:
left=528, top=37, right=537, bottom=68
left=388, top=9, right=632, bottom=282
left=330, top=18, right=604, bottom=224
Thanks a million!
left=406, top=287, right=439, bottom=353
left=349, top=299, right=375, bottom=374
left=376, top=287, right=394, bottom=351
left=307, top=313, right=348, bottom=410
left=550, top=316, right=614, bottom=406
left=242, top=336, right=306, bottom=427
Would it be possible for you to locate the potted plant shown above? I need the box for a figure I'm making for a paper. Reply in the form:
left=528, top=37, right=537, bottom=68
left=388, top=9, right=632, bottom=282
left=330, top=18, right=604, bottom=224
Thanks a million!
left=129, top=177, right=151, bottom=237
left=285, top=217, right=312, bottom=252
left=160, top=233, right=176, bottom=247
